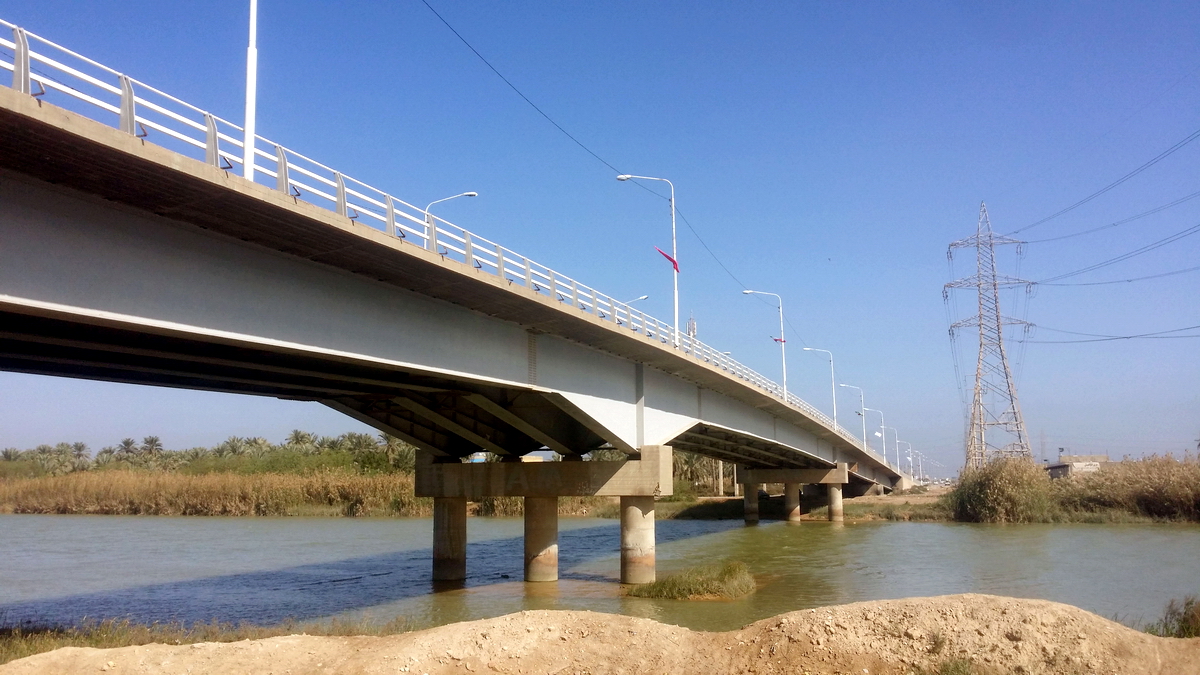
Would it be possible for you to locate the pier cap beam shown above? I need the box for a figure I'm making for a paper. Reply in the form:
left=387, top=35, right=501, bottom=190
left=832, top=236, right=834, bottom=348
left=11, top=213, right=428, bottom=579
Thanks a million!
left=416, top=446, right=671, bottom=498
left=738, top=464, right=848, bottom=486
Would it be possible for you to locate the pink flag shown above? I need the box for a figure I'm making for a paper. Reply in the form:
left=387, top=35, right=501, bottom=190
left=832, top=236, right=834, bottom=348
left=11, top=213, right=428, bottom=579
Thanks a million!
left=654, top=246, right=679, bottom=272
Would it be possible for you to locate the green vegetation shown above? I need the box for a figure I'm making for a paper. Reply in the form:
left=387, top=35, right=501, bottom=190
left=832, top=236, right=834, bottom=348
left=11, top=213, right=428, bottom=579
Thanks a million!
left=949, top=455, right=1200, bottom=523
left=626, top=561, right=756, bottom=600
left=1145, top=595, right=1200, bottom=638
left=0, top=616, right=409, bottom=666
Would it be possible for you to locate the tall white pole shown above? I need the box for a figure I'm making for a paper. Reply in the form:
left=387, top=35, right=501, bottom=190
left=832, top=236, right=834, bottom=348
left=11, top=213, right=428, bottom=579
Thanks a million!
left=840, top=384, right=866, bottom=452
left=667, top=181, right=678, bottom=347
left=242, top=0, right=258, bottom=182
left=865, top=407, right=885, bottom=462
left=777, top=298, right=787, bottom=401
left=805, top=348, right=836, bottom=426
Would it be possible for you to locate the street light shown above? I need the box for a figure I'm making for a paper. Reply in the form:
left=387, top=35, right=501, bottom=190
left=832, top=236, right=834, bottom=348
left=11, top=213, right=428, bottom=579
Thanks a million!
left=617, top=174, right=679, bottom=347
left=803, top=347, right=836, bottom=426
left=623, top=295, right=649, bottom=304
left=424, top=192, right=478, bottom=242
left=742, top=290, right=787, bottom=401
left=882, top=426, right=899, bottom=469
left=897, top=440, right=913, bottom=475
left=839, top=383, right=867, bottom=452
left=864, top=407, right=886, bottom=463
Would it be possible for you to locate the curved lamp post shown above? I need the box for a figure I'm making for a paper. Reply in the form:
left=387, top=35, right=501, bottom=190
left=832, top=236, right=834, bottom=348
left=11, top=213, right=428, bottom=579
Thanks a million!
left=803, top=347, right=836, bottom=426
left=839, top=383, right=867, bottom=451
left=617, top=174, right=678, bottom=347
left=742, top=290, right=787, bottom=401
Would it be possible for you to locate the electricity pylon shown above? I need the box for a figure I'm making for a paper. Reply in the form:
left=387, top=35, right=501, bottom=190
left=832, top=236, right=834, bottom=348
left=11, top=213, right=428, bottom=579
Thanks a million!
left=944, top=202, right=1033, bottom=469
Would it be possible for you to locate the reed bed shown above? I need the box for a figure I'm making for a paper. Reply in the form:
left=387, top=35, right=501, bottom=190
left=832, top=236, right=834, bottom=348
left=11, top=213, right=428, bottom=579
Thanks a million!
left=0, top=616, right=409, bottom=666
left=626, top=560, right=756, bottom=600
left=0, top=470, right=431, bottom=517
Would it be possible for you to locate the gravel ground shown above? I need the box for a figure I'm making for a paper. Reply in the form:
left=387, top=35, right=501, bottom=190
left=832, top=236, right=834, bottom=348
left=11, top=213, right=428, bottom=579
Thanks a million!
left=3, top=594, right=1197, bottom=675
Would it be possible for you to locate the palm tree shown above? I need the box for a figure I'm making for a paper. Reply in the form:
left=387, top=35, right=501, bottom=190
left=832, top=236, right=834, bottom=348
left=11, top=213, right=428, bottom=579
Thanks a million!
left=1, top=448, right=20, bottom=462
left=380, top=434, right=416, bottom=472
left=141, top=436, right=163, bottom=458
left=117, top=438, right=138, bottom=457
left=286, top=430, right=315, bottom=447
left=71, top=442, right=89, bottom=461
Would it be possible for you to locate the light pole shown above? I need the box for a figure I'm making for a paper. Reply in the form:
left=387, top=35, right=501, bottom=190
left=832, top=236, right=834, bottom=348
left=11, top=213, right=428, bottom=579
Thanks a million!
left=742, top=290, right=787, bottom=401
left=864, top=407, right=885, bottom=462
left=243, top=0, right=258, bottom=181
left=839, top=383, right=867, bottom=451
left=623, top=295, right=649, bottom=304
left=424, top=192, right=478, bottom=239
left=898, top=440, right=913, bottom=475
left=617, top=175, right=678, bottom=347
left=803, top=347, right=836, bottom=426
left=882, top=426, right=898, bottom=468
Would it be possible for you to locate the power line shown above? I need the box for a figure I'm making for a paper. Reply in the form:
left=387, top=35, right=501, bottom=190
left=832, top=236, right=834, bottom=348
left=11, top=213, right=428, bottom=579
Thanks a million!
left=1023, top=189, right=1200, bottom=243
left=1006, top=125, right=1200, bottom=236
left=1035, top=222, right=1200, bottom=283
left=419, top=1, right=808, bottom=344
left=1023, top=323, right=1200, bottom=344
left=1036, top=263, right=1200, bottom=286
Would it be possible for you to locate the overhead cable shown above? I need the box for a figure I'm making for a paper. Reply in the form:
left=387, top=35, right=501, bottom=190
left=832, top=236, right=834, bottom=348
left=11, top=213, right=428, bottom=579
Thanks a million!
left=1006, top=125, right=1200, bottom=236
left=1024, top=323, right=1200, bottom=344
left=1024, top=189, right=1200, bottom=243
left=1035, top=222, right=1200, bottom=283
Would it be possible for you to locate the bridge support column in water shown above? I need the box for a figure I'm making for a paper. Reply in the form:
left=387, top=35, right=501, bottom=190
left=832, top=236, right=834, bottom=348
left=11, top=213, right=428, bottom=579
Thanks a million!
left=743, top=482, right=760, bottom=524
left=524, top=496, right=558, bottom=582
left=432, top=497, right=468, bottom=581
left=620, top=496, right=655, bottom=584
left=784, top=482, right=801, bottom=522
left=828, top=484, right=844, bottom=522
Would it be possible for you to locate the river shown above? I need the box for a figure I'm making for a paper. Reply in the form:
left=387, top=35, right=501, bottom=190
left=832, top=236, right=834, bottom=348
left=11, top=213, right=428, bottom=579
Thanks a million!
left=1, top=515, right=1196, bottom=632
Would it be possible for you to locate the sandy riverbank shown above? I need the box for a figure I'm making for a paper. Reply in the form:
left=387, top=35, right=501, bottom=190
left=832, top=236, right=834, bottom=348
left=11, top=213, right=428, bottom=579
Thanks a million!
left=3, top=594, right=1196, bottom=675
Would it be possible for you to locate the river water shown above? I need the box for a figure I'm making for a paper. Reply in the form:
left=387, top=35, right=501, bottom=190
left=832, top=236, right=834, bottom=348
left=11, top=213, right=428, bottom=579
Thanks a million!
left=1, top=515, right=1197, bottom=632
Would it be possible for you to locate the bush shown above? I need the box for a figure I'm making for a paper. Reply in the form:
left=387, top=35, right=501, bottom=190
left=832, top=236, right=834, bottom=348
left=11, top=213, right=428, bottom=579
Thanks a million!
left=947, top=459, right=1056, bottom=523
left=1054, top=455, right=1200, bottom=521
left=1145, top=595, right=1200, bottom=638
left=627, top=561, right=756, bottom=600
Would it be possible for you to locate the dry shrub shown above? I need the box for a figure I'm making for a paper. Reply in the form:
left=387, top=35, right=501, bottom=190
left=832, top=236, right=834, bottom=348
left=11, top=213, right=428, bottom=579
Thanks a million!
left=0, top=470, right=431, bottom=517
left=1053, top=455, right=1200, bottom=521
left=1145, top=595, right=1200, bottom=638
left=947, top=459, right=1056, bottom=523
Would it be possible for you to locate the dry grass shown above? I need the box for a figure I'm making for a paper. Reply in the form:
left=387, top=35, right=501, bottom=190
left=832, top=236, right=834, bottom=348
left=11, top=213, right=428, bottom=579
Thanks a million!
left=1145, top=595, right=1200, bottom=638
left=0, top=616, right=409, bottom=666
left=1053, top=455, right=1200, bottom=521
left=0, top=470, right=431, bottom=517
left=948, top=459, right=1057, bottom=523
left=626, top=560, right=756, bottom=600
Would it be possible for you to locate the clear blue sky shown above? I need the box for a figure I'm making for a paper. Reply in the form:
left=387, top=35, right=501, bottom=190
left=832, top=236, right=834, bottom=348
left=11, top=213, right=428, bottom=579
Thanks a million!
left=2, top=1, right=1198, bottom=473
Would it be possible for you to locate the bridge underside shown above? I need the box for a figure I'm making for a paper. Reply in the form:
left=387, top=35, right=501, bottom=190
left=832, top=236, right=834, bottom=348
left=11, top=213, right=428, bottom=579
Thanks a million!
left=0, top=301, right=871, bottom=495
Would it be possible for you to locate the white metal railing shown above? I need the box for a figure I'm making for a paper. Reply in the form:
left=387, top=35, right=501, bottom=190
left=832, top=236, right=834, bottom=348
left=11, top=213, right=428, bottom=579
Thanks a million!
left=0, top=19, right=896, bottom=471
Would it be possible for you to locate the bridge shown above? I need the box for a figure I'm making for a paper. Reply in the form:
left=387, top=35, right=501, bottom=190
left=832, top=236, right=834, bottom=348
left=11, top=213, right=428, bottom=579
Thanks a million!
left=0, top=20, right=909, bottom=585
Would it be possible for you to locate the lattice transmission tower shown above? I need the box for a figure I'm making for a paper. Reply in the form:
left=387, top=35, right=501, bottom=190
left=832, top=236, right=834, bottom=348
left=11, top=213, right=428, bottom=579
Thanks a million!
left=944, top=202, right=1033, bottom=469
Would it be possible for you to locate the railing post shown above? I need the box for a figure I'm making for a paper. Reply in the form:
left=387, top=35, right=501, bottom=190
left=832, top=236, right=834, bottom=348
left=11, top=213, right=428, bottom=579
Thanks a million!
left=426, top=213, right=438, bottom=252
left=592, top=292, right=601, bottom=316
left=275, top=145, right=290, bottom=192
left=335, top=172, right=347, bottom=217
left=118, top=75, right=136, bottom=135
left=549, top=271, right=558, bottom=299
left=464, top=232, right=474, bottom=267
left=570, top=279, right=580, bottom=309
left=495, top=245, right=505, bottom=278
left=523, top=258, right=533, bottom=288
left=12, top=28, right=30, bottom=95
left=385, top=196, right=396, bottom=237
left=204, top=114, right=220, bottom=166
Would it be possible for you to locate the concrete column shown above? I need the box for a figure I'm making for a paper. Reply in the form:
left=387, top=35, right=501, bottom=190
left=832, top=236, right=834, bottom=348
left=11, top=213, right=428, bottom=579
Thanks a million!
left=524, top=496, right=558, bottom=582
left=620, top=496, right=655, bottom=584
left=743, top=483, right=759, bottom=524
left=432, top=496, right=467, bottom=581
left=784, top=482, right=802, bottom=522
left=828, top=484, right=844, bottom=522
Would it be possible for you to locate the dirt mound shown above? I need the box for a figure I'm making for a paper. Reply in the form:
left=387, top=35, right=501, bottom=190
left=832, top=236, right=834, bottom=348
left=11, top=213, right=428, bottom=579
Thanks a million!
left=3, top=594, right=1197, bottom=675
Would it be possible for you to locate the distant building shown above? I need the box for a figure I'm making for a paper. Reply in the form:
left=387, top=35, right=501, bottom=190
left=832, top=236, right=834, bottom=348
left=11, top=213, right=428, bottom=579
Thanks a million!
left=1045, top=453, right=1109, bottom=479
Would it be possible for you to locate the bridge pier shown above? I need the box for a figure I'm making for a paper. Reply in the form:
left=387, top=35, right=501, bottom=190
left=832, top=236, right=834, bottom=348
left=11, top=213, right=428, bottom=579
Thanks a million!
left=784, top=482, right=802, bottom=522
left=416, top=446, right=671, bottom=585
left=432, top=496, right=468, bottom=582
left=620, top=496, right=655, bottom=584
left=743, top=482, right=760, bottom=524
left=827, top=484, right=844, bottom=522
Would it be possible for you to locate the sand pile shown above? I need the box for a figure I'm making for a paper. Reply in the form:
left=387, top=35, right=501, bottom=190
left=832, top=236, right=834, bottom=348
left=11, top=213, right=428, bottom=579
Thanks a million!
left=3, top=594, right=1197, bottom=675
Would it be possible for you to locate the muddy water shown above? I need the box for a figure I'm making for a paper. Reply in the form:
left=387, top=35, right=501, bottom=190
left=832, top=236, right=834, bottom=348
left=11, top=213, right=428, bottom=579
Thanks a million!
left=1, top=515, right=1196, bottom=632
